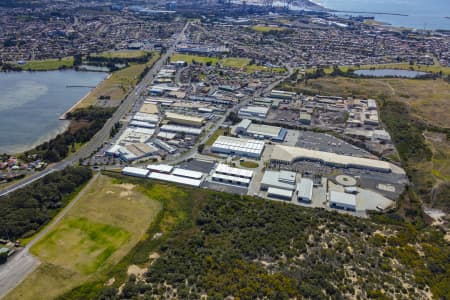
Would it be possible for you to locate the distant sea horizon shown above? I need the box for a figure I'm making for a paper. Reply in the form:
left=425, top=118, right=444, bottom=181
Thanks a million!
left=311, top=0, right=450, bottom=30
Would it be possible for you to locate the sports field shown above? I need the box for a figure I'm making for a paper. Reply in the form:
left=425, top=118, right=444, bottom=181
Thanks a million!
left=171, top=54, right=286, bottom=73
left=5, top=175, right=162, bottom=300
left=12, top=57, right=74, bottom=71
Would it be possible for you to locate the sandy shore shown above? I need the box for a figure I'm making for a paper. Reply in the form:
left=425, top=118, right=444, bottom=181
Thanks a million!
left=59, top=73, right=111, bottom=119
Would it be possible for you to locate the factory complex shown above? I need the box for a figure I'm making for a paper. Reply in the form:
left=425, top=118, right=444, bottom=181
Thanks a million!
left=102, top=55, right=407, bottom=219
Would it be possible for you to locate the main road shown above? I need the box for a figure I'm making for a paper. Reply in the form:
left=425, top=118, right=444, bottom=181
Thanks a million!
left=0, top=22, right=190, bottom=198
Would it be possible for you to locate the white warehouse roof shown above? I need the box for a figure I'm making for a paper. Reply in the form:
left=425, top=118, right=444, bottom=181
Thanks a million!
left=212, top=173, right=251, bottom=185
left=148, top=172, right=202, bottom=187
left=329, top=191, right=357, bottom=207
left=212, top=136, right=265, bottom=156
left=172, top=168, right=203, bottom=179
left=122, top=167, right=149, bottom=177
left=297, top=178, right=313, bottom=201
left=147, top=164, right=173, bottom=173
left=160, top=124, right=203, bottom=135
left=215, top=163, right=254, bottom=178
left=267, top=187, right=293, bottom=199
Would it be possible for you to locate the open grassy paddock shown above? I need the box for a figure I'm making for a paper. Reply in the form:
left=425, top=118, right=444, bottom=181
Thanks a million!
left=250, top=25, right=287, bottom=32
left=90, top=50, right=149, bottom=60
left=171, top=53, right=286, bottom=73
left=240, top=160, right=259, bottom=168
left=282, top=77, right=450, bottom=128
left=5, top=174, right=162, bottom=300
left=10, top=57, right=74, bottom=71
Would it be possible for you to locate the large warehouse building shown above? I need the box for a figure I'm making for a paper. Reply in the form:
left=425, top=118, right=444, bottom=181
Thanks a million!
left=270, top=145, right=394, bottom=173
left=238, top=106, right=269, bottom=119
left=165, top=112, right=205, bottom=127
left=235, top=119, right=287, bottom=142
left=329, top=191, right=357, bottom=211
left=211, top=136, right=265, bottom=159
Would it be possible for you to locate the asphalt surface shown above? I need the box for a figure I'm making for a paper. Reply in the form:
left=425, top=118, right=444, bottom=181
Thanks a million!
left=0, top=172, right=100, bottom=299
left=0, top=22, right=190, bottom=198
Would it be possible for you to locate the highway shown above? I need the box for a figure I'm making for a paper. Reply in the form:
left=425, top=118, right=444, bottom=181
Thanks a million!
left=0, top=22, right=190, bottom=198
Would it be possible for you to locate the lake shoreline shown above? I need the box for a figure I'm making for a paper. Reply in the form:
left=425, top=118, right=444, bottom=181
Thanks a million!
left=0, top=70, right=107, bottom=155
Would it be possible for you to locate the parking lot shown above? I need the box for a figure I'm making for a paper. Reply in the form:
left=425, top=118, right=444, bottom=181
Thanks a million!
left=296, top=131, right=371, bottom=157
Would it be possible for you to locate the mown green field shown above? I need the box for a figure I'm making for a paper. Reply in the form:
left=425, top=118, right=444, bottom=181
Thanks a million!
left=5, top=175, right=162, bottom=300
left=250, top=25, right=287, bottom=32
left=90, top=50, right=149, bottom=60
left=171, top=53, right=286, bottom=73
left=11, top=57, right=74, bottom=71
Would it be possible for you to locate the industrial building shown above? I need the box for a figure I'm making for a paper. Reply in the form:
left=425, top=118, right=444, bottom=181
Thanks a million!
left=165, top=112, right=205, bottom=127
left=148, top=172, right=202, bottom=187
left=260, top=170, right=297, bottom=191
left=139, top=103, right=159, bottom=114
left=212, top=173, right=251, bottom=186
left=160, top=124, right=203, bottom=135
left=153, top=138, right=176, bottom=154
left=122, top=167, right=149, bottom=178
left=297, top=178, right=313, bottom=203
left=211, top=163, right=254, bottom=187
left=269, top=90, right=296, bottom=100
left=146, top=164, right=173, bottom=173
left=267, top=187, right=293, bottom=200
left=329, top=191, right=357, bottom=211
left=172, top=168, right=203, bottom=179
left=270, top=145, right=393, bottom=173
left=299, top=112, right=312, bottom=125
left=129, top=120, right=157, bottom=129
left=215, top=163, right=253, bottom=179
left=211, top=136, right=265, bottom=159
left=235, top=119, right=287, bottom=142
left=238, top=106, right=269, bottom=119
left=119, top=143, right=158, bottom=162
left=132, top=112, right=159, bottom=124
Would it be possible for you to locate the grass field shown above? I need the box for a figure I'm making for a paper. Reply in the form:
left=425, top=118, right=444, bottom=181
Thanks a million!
left=171, top=54, right=286, bottom=73
left=12, top=57, right=74, bottom=71
left=240, top=161, right=259, bottom=168
left=72, top=51, right=160, bottom=110
left=250, top=25, right=287, bottom=32
left=90, top=50, right=149, bottom=60
left=206, top=128, right=227, bottom=146
left=5, top=175, right=162, bottom=300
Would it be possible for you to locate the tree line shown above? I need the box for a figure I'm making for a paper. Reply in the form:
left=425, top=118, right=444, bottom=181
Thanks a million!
left=0, top=166, right=92, bottom=240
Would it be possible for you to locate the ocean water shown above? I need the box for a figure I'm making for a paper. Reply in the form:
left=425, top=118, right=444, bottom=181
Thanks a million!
left=0, top=70, right=107, bottom=154
left=316, top=0, right=450, bottom=30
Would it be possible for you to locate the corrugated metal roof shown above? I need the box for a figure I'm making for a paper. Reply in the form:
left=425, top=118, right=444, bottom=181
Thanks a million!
left=172, top=168, right=203, bottom=179
left=148, top=172, right=202, bottom=187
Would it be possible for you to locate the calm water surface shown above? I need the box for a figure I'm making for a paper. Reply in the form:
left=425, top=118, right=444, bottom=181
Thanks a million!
left=0, top=70, right=107, bottom=154
left=316, top=0, right=450, bottom=30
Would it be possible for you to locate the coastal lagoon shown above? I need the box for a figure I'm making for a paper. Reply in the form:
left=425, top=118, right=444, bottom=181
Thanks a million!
left=0, top=70, right=107, bottom=154
left=354, top=69, right=429, bottom=78
left=315, top=0, right=450, bottom=30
